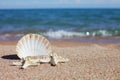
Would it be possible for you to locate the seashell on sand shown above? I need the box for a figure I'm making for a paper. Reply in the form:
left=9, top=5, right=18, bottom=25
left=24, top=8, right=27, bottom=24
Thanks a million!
left=16, top=33, right=52, bottom=59
left=13, top=33, right=69, bottom=69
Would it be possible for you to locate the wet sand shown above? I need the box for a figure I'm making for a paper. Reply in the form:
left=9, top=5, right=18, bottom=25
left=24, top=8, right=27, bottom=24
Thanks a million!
left=0, top=41, right=120, bottom=80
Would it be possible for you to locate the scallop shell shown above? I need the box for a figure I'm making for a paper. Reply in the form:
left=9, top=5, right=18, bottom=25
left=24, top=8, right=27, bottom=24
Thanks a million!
left=16, top=33, right=51, bottom=59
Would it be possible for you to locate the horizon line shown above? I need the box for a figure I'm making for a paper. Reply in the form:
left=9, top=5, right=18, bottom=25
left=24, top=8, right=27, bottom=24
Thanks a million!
left=0, top=7, right=120, bottom=10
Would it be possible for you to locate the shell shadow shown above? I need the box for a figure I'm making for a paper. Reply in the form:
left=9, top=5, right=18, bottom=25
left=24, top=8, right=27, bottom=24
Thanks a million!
left=1, top=54, right=19, bottom=60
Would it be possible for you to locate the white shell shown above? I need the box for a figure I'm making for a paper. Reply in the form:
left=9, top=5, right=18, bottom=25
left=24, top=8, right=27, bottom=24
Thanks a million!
left=16, top=34, right=51, bottom=59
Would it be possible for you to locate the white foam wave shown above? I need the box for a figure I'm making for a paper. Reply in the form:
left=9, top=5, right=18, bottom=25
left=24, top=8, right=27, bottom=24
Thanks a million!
left=43, top=30, right=85, bottom=38
left=91, top=30, right=112, bottom=37
left=43, top=30, right=113, bottom=39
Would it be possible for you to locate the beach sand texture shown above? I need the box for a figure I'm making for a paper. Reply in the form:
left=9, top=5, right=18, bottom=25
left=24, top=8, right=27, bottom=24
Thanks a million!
left=0, top=42, right=120, bottom=80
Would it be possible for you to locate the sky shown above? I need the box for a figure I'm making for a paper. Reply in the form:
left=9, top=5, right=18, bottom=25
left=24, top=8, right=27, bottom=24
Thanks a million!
left=0, top=0, right=120, bottom=9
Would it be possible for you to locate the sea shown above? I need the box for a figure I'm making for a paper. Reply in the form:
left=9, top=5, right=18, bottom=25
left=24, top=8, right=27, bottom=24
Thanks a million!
left=0, top=9, right=120, bottom=43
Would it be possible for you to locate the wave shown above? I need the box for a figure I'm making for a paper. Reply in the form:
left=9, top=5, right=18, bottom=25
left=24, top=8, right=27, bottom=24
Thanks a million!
left=0, top=34, right=24, bottom=41
left=0, top=29, right=120, bottom=41
left=42, top=30, right=119, bottom=39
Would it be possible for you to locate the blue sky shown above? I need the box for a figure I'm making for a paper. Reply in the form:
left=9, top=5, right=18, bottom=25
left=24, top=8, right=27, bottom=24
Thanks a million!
left=0, top=0, right=120, bottom=9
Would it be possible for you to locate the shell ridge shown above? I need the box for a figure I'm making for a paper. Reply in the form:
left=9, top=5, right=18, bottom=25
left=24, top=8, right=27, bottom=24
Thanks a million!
left=20, top=37, right=26, bottom=58
left=27, top=35, right=31, bottom=57
left=39, top=37, right=46, bottom=55
left=31, top=35, right=35, bottom=56
left=34, top=34, right=39, bottom=56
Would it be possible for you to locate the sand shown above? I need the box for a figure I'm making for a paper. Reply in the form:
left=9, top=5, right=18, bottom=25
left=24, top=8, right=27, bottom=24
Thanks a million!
left=0, top=41, right=120, bottom=80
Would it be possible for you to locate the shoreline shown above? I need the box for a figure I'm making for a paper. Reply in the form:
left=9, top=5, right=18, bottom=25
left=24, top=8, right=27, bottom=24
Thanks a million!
left=0, top=40, right=120, bottom=46
left=0, top=35, right=120, bottom=44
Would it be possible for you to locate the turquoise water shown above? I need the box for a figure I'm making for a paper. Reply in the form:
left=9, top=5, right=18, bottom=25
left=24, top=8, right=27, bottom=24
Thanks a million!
left=0, top=9, right=120, bottom=43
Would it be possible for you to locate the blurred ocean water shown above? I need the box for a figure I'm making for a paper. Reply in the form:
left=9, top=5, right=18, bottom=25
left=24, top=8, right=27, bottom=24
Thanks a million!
left=0, top=9, right=120, bottom=43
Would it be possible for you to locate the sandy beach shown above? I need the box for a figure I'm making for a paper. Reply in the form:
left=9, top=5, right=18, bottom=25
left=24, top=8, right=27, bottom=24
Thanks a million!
left=0, top=41, right=120, bottom=80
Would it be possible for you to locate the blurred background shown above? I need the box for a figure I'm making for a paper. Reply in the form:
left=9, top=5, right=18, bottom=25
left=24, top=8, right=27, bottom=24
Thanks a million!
left=0, top=0, right=120, bottom=43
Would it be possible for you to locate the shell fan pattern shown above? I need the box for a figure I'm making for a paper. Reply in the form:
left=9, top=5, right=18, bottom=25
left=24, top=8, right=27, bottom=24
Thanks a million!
left=16, top=34, right=52, bottom=59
